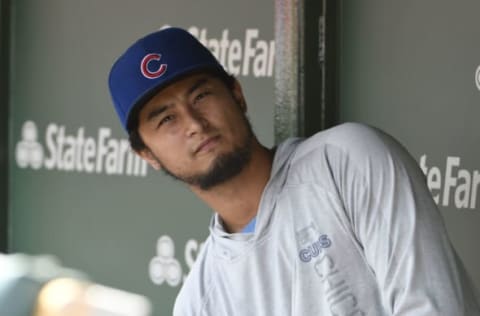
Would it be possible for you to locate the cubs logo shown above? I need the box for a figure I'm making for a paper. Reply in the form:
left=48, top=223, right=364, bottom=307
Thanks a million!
left=298, top=234, right=332, bottom=263
left=140, top=53, right=167, bottom=79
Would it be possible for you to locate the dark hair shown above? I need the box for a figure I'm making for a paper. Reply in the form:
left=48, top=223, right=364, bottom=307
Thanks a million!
left=128, top=70, right=236, bottom=152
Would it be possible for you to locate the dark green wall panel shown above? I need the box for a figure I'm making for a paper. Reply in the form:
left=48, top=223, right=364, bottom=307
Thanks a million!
left=0, top=0, right=10, bottom=252
left=339, top=0, right=480, bottom=293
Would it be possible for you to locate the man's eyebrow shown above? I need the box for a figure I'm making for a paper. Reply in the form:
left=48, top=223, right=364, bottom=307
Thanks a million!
left=146, top=104, right=170, bottom=122
left=187, top=77, right=210, bottom=96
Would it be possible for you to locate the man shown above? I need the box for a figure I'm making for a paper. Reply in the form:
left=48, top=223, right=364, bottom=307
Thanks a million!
left=109, top=27, right=479, bottom=315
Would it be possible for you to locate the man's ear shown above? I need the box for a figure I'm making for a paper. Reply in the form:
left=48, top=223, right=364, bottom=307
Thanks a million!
left=136, top=148, right=162, bottom=171
left=232, top=80, right=247, bottom=112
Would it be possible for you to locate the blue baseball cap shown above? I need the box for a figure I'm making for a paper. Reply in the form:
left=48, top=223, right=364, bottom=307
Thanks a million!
left=108, top=27, right=227, bottom=131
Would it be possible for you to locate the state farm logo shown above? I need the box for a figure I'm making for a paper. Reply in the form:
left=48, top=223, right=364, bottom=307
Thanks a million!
left=16, top=121, right=44, bottom=169
left=149, top=236, right=183, bottom=287
left=476, top=65, right=480, bottom=91
left=15, top=120, right=147, bottom=177
left=149, top=235, right=205, bottom=288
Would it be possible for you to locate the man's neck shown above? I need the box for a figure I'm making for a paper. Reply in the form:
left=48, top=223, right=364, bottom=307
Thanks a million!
left=190, top=141, right=274, bottom=233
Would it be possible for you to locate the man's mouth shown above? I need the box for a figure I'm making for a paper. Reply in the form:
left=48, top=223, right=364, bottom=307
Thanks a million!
left=194, top=135, right=221, bottom=154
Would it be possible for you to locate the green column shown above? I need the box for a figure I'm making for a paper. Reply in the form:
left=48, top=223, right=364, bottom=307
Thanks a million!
left=274, top=0, right=338, bottom=144
left=0, top=0, right=10, bottom=253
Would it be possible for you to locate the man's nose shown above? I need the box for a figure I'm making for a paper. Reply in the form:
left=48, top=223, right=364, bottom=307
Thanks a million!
left=184, top=106, right=208, bottom=137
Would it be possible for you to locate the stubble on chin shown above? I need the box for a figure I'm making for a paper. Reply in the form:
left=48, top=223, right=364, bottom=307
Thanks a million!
left=157, top=117, right=255, bottom=190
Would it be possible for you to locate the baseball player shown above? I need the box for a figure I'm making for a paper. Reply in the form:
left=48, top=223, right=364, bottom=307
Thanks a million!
left=108, top=27, right=480, bottom=315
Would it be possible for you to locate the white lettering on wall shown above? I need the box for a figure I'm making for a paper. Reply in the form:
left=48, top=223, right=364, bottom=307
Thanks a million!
left=16, top=120, right=148, bottom=177
left=420, top=155, right=480, bottom=210
left=162, top=25, right=275, bottom=78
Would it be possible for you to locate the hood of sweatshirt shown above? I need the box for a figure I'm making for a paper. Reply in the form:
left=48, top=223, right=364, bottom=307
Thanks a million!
left=208, top=137, right=302, bottom=260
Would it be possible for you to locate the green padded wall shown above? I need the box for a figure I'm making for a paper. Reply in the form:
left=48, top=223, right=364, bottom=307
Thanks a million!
left=8, top=1, right=274, bottom=314
left=339, top=0, right=480, bottom=293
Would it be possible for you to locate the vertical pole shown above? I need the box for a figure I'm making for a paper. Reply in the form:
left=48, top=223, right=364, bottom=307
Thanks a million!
left=321, top=0, right=339, bottom=131
left=274, top=0, right=300, bottom=143
left=274, top=0, right=338, bottom=144
left=0, top=0, right=10, bottom=252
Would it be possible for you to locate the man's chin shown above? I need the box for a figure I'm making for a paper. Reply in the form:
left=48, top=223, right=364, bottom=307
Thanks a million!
left=163, top=150, right=249, bottom=190
left=159, top=127, right=254, bottom=190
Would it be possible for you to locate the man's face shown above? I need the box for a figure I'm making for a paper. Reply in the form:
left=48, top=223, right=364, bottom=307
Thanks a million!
left=137, top=72, right=254, bottom=190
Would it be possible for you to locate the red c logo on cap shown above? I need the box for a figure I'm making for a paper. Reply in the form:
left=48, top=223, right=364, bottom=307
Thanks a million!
left=140, top=53, right=167, bottom=79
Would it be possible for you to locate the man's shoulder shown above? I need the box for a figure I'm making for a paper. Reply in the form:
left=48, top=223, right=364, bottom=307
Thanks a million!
left=291, top=122, right=392, bottom=164
left=279, top=122, right=417, bottom=185
left=303, top=122, right=386, bottom=151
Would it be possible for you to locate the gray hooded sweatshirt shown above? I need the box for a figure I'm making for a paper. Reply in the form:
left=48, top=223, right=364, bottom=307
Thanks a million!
left=174, top=123, right=480, bottom=316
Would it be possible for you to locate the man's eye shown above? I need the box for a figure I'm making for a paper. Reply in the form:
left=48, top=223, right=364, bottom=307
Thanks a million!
left=194, top=91, right=210, bottom=103
left=158, top=115, right=174, bottom=127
